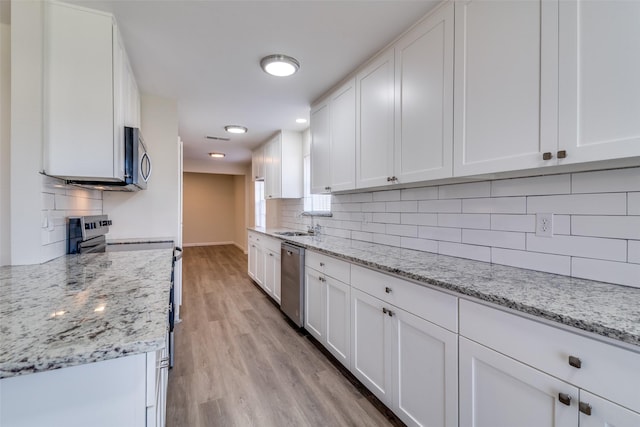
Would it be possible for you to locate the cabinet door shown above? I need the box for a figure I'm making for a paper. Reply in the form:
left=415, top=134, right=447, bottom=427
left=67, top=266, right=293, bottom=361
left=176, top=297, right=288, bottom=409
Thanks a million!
left=392, top=308, right=458, bottom=427
left=304, top=268, right=326, bottom=342
left=255, top=245, right=265, bottom=288
left=558, top=0, right=640, bottom=164
left=460, top=337, right=579, bottom=427
left=394, top=2, right=454, bottom=184
left=112, top=27, right=126, bottom=180
left=265, top=136, right=281, bottom=199
left=45, top=2, right=116, bottom=180
left=579, top=391, right=640, bottom=427
left=272, top=252, right=281, bottom=304
left=264, top=250, right=275, bottom=296
left=248, top=242, right=257, bottom=279
left=351, top=288, right=393, bottom=405
left=325, top=277, right=350, bottom=369
left=453, top=0, right=558, bottom=176
left=330, top=78, right=356, bottom=192
left=310, top=100, right=331, bottom=194
left=252, top=146, right=264, bottom=181
left=356, top=48, right=395, bottom=189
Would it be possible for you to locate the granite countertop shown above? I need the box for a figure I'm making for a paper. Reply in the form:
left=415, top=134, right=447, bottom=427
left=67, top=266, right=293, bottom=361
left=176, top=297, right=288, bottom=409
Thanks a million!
left=0, top=249, right=173, bottom=379
left=251, top=227, right=640, bottom=349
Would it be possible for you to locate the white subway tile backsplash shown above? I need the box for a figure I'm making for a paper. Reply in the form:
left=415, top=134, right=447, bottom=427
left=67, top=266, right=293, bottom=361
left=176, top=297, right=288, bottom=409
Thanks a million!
left=439, top=181, right=490, bottom=199
left=438, top=213, right=490, bottom=229
left=419, top=226, right=461, bottom=242
left=324, top=227, right=351, bottom=239
left=386, top=201, right=417, bottom=213
left=491, top=214, right=536, bottom=232
left=361, top=202, right=386, bottom=213
left=332, top=194, right=351, bottom=203
left=373, top=233, right=401, bottom=247
left=462, top=197, right=526, bottom=214
left=362, top=222, right=386, bottom=234
left=491, top=174, right=571, bottom=197
left=386, top=224, right=418, bottom=238
left=572, top=257, right=640, bottom=288
left=400, top=187, right=438, bottom=201
left=527, top=234, right=627, bottom=262
left=462, top=229, right=525, bottom=250
left=401, top=237, right=438, bottom=253
left=527, top=193, right=626, bottom=215
left=418, top=199, right=462, bottom=213
left=351, top=231, right=373, bottom=242
left=554, top=215, right=571, bottom=235
left=629, top=241, right=640, bottom=264
left=572, top=167, right=640, bottom=194
left=629, top=193, right=640, bottom=215
left=572, top=216, right=640, bottom=240
left=41, top=193, right=55, bottom=210
left=373, top=213, right=401, bottom=224
left=373, top=190, right=401, bottom=202
left=438, top=242, right=491, bottom=262
left=491, top=248, right=571, bottom=276
left=341, top=221, right=362, bottom=231
left=350, top=193, right=372, bottom=202
left=401, top=213, right=437, bottom=226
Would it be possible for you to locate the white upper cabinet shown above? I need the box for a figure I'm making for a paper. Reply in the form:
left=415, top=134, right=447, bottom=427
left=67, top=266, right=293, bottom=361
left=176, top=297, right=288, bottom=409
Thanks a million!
left=252, top=144, right=265, bottom=181
left=330, top=78, right=356, bottom=192
left=394, top=2, right=454, bottom=182
left=310, top=77, right=357, bottom=194
left=44, top=1, right=139, bottom=182
left=453, top=0, right=558, bottom=176
left=264, top=131, right=303, bottom=199
left=356, top=48, right=395, bottom=189
left=558, top=0, right=640, bottom=164
left=310, top=100, right=331, bottom=193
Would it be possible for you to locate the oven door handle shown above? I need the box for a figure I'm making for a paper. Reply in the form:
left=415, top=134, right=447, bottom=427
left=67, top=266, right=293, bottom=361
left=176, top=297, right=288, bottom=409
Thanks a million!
left=173, top=247, right=183, bottom=262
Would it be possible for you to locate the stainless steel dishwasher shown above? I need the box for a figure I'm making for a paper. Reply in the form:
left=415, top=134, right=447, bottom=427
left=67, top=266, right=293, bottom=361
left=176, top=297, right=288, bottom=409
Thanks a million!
left=280, top=242, right=305, bottom=327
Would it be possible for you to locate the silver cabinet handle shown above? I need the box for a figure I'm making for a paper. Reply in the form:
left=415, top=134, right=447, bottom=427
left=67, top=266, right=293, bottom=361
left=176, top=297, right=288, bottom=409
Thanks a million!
left=382, top=307, right=394, bottom=317
left=319, top=262, right=325, bottom=267
left=568, top=355, right=582, bottom=369
left=385, top=286, right=392, bottom=293
left=269, top=253, right=273, bottom=257
left=558, top=393, right=572, bottom=406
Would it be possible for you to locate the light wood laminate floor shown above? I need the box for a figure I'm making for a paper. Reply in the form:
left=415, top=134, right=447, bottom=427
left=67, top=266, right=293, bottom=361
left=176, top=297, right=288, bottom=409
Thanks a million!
left=166, top=245, right=399, bottom=427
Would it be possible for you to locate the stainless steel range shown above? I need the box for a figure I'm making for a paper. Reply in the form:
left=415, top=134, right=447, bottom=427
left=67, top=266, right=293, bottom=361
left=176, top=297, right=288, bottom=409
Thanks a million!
left=67, top=214, right=181, bottom=368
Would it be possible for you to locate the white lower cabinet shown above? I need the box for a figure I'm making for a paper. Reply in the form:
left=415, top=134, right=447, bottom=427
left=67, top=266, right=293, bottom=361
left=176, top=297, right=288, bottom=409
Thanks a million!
left=460, top=337, right=579, bottom=427
left=264, top=249, right=281, bottom=303
left=247, top=231, right=281, bottom=304
left=0, top=344, right=168, bottom=427
left=351, top=287, right=458, bottom=427
left=305, top=263, right=351, bottom=369
left=579, top=391, right=640, bottom=427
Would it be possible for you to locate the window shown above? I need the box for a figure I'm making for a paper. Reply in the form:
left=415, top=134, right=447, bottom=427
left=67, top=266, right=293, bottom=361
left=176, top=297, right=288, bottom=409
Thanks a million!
left=255, top=180, right=265, bottom=228
left=303, top=155, right=331, bottom=213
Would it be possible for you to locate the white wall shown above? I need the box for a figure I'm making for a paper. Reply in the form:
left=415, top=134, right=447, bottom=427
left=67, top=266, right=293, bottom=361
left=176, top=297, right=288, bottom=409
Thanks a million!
left=183, top=158, right=249, bottom=175
left=0, top=20, right=10, bottom=266
left=103, top=94, right=180, bottom=242
left=280, top=166, right=640, bottom=289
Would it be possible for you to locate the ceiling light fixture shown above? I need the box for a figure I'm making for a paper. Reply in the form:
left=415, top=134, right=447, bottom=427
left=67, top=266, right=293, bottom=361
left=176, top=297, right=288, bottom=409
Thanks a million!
left=209, top=152, right=225, bottom=158
left=224, top=125, right=248, bottom=134
left=260, top=54, right=300, bottom=77
left=296, top=118, right=308, bottom=124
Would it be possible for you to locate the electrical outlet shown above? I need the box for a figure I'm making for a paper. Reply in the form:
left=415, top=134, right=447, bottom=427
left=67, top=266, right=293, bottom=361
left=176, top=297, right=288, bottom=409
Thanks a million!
left=536, top=213, right=554, bottom=237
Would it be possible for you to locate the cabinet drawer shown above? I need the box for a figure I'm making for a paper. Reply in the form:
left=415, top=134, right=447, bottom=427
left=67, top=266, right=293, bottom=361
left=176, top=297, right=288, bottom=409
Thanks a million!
left=305, top=251, right=350, bottom=284
left=460, top=299, right=640, bottom=413
left=248, top=231, right=260, bottom=242
left=351, top=265, right=457, bottom=332
left=261, top=236, right=281, bottom=253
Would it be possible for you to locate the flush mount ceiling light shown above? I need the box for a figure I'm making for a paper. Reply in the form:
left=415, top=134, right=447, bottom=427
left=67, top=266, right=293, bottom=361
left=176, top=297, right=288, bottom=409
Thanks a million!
left=224, top=125, right=248, bottom=134
left=260, top=54, right=300, bottom=77
left=296, top=118, right=308, bottom=124
left=209, top=152, right=225, bottom=158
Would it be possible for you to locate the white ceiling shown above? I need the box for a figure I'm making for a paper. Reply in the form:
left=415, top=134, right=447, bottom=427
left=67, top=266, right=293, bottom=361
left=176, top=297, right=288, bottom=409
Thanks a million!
left=67, top=0, right=441, bottom=174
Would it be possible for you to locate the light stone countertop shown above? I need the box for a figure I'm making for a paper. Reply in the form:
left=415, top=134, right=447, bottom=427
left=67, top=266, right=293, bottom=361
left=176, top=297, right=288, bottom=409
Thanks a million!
left=251, top=227, right=640, bottom=349
left=0, top=249, right=173, bottom=379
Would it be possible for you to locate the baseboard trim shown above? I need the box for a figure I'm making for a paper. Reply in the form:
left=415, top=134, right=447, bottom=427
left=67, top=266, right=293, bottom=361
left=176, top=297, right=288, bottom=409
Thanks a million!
left=183, top=241, right=247, bottom=253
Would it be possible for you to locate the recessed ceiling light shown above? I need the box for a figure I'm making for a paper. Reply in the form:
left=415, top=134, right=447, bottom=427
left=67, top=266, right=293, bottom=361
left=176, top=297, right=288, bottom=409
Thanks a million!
left=224, top=125, right=248, bottom=134
left=296, top=118, right=308, bottom=124
left=209, top=152, right=225, bottom=158
left=260, top=54, right=300, bottom=77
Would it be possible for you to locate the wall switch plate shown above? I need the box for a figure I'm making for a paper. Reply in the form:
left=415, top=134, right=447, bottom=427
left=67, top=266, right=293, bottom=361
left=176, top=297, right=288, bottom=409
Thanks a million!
left=536, top=213, right=554, bottom=237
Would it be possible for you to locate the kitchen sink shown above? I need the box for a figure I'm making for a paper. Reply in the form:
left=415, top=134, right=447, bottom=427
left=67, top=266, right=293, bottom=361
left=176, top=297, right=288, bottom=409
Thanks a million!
left=275, top=231, right=311, bottom=237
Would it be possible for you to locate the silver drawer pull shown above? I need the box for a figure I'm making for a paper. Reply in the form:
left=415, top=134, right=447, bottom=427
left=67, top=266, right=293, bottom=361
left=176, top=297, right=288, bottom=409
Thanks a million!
left=568, top=355, right=582, bottom=369
left=385, top=286, right=392, bottom=293
left=579, top=402, right=592, bottom=416
left=382, top=307, right=388, bottom=315
left=319, top=262, right=325, bottom=267
left=558, top=393, right=571, bottom=406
